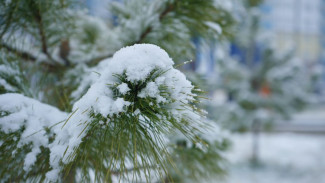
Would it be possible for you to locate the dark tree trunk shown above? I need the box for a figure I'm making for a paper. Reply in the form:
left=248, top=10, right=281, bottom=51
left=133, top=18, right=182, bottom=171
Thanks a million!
left=251, top=119, right=260, bottom=166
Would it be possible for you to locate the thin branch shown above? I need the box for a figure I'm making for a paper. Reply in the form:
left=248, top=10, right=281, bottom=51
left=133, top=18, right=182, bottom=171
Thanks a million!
left=136, top=4, right=174, bottom=44
left=32, top=7, right=54, bottom=61
left=0, top=41, right=37, bottom=61
left=0, top=41, right=65, bottom=72
left=159, top=3, right=174, bottom=20
left=1, top=2, right=70, bottom=70
left=87, top=3, right=175, bottom=66
left=135, top=27, right=152, bottom=44
left=110, top=165, right=157, bottom=176
left=0, top=3, right=17, bottom=39
left=84, top=53, right=114, bottom=67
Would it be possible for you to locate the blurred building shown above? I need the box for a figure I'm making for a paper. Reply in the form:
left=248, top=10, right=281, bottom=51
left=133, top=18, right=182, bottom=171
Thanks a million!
left=261, top=0, right=322, bottom=64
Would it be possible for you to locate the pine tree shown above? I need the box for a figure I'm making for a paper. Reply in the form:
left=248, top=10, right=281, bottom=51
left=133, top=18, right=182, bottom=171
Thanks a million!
left=207, top=0, right=319, bottom=165
left=0, top=0, right=235, bottom=182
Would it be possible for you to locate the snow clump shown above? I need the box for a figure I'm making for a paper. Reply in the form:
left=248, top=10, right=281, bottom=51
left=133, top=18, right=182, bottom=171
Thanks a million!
left=47, top=44, right=203, bottom=181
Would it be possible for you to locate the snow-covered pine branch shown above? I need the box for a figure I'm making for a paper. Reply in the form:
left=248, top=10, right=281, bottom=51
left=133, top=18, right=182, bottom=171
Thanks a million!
left=47, top=44, right=207, bottom=181
left=167, top=120, right=229, bottom=181
left=0, top=93, right=67, bottom=182
left=0, top=0, right=236, bottom=181
left=0, top=56, right=31, bottom=96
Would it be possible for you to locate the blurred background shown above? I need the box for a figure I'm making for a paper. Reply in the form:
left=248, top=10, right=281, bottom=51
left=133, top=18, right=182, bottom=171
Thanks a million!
left=84, top=0, right=325, bottom=182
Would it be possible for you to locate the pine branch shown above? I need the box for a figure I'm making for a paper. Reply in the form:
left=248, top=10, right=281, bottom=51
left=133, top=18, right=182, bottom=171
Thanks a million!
left=136, top=4, right=174, bottom=44
left=136, top=27, right=152, bottom=44
left=82, top=52, right=114, bottom=66
left=30, top=3, right=53, bottom=62
left=159, top=3, right=174, bottom=20
left=110, top=165, right=156, bottom=176
left=0, top=41, right=66, bottom=72
left=1, top=1, right=74, bottom=68
left=88, top=3, right=174, bottom=66
left=0, top=2, right=16, bottom=39
left=0, top=41, right=37, bottom=61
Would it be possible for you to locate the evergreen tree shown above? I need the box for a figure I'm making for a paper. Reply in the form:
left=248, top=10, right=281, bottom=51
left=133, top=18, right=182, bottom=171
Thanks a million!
left=207, top=0, right=320, bottom=165
left=0, top=0, right=235, bottom=182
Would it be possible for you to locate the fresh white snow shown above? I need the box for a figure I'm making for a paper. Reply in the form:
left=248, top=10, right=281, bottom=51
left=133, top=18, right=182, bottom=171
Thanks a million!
left=48, top=44, right=201, bottom=181
left=0, top=93, right=67, bottom=171
left=216, top=133, right=325, bottom=183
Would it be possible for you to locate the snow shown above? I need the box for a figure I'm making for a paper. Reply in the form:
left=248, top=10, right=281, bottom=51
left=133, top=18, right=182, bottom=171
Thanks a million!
left=5, top=0, right=11, bottom=6
left=117, top=83, right=130, bottom=94
left=0, top=93, right=68, bottom=171
left=69, top=12, right=119, bottom=64
left=110, top=0, right=162, bottom=47
left=0, top=64, right=20, bottom=92
left=215, top=0, right=234, bottom=10
left=200, top=119, right=230, bottom=144
left=0, top=78, right=15, bottom=91
left=69, top=61, right=110, bottom=101
left=48, top=44, right=200, bottom=181
left=0, top=65, right=18, bottom=75
left=286, top=106, right=325, bottom=125
left=205, top=21, right=222, bottom=34
left=138, top=81, right=161, bottom=101
left=112, top=97, right=131, bottom=113
left=109, top=44, right=173, bottom=82
left=210, top=133, right=325, bottom=183
left=169, top=118, right=228, bottom=150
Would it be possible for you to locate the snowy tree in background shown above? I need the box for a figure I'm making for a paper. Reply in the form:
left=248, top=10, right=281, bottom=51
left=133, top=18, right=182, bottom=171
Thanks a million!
left=0, top=0, right=235, bottom=182
left=207, top=0, right=320, bottom=164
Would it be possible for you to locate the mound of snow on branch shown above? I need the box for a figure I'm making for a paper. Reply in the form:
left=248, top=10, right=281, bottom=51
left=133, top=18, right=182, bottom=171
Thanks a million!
left=48, top=44, right=202, bottom=181
left=0, top=93, right=67, bottom=171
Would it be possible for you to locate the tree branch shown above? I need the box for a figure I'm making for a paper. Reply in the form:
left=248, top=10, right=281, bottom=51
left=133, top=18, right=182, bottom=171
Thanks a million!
left=136, top=3, right=174, bottom=44
left=83, top=52, right=114, bottom=67
left=87, top=3, right=175, bottom=66
left=110, top=165, right=157, bottom=176
left=0, top=42, right=37, bottom=61
left=0, top=41, right=65, bottom=72
left=159, top=3, right=174, bottom=20
left=0, top=2, right=16, bottom=39
left=32, top=7, right=54, bottom=62
left=135, top=27, right=153, bottom=44
left=1, top=2, right=70, bottom=71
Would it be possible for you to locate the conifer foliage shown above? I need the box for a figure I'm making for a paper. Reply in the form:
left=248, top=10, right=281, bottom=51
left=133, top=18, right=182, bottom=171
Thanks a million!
left=0, top=0, right=235, bottom=182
